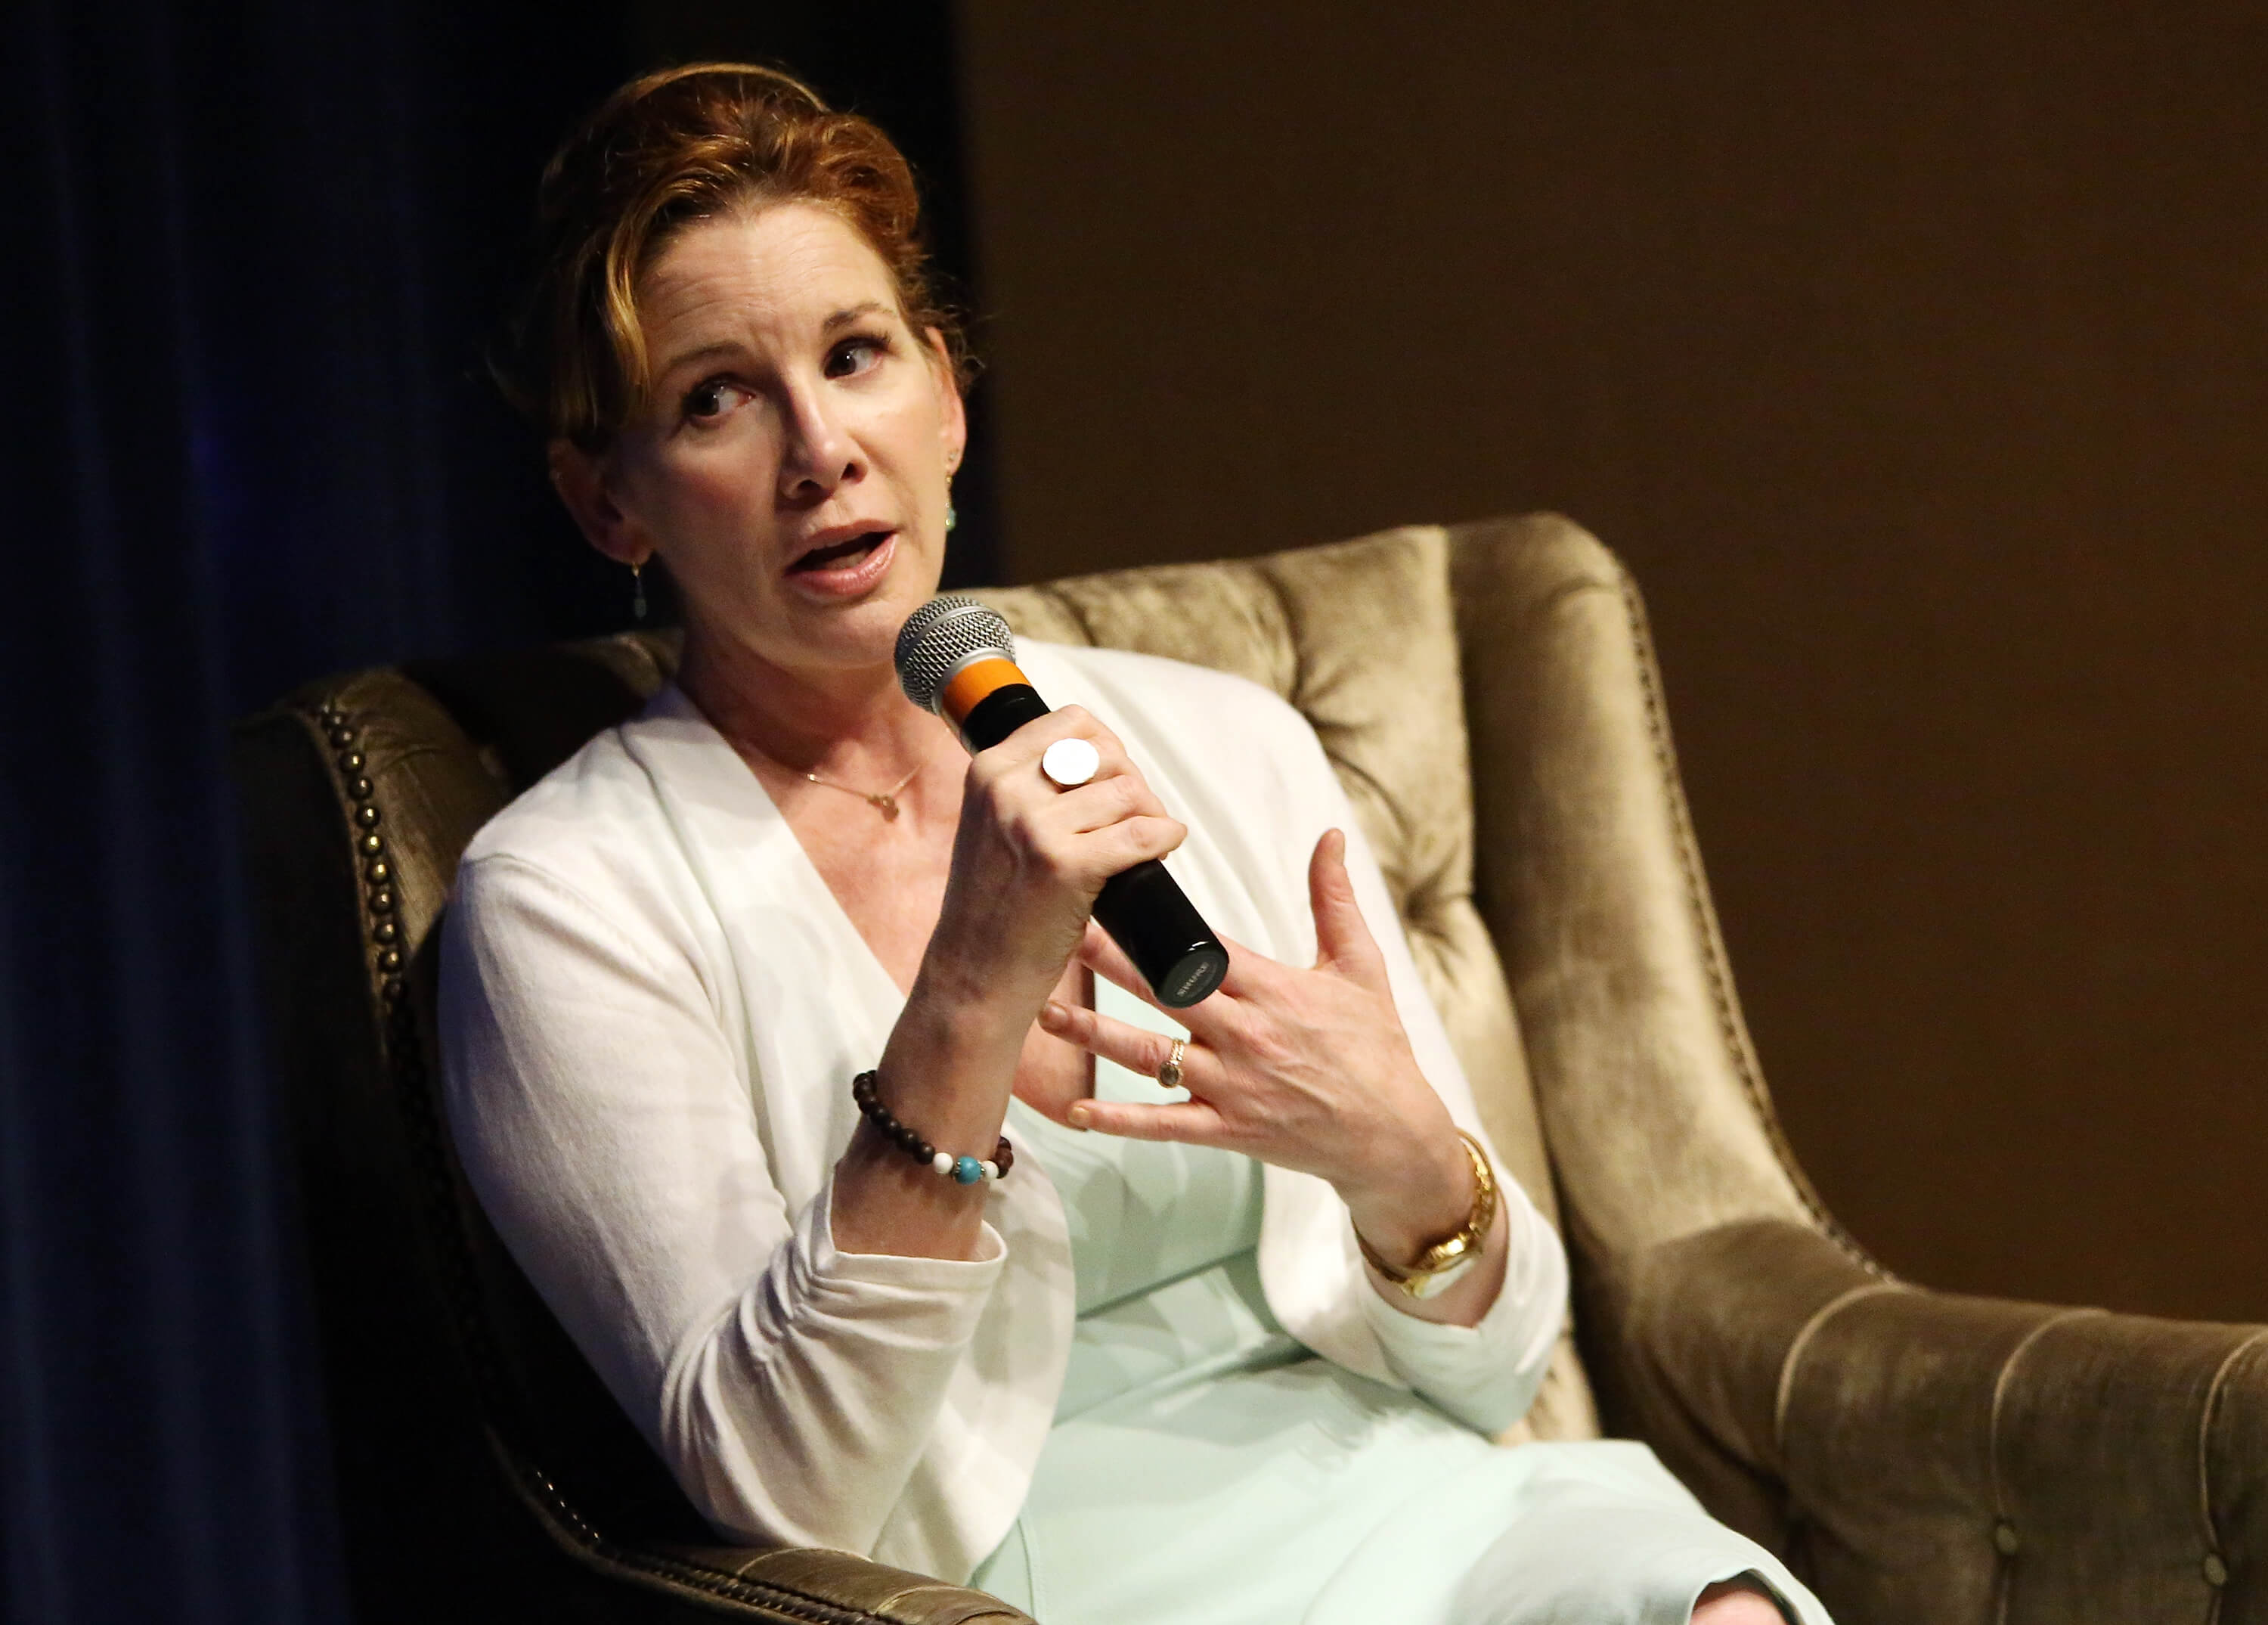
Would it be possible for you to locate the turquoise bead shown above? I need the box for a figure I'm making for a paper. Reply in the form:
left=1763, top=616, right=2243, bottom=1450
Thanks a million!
left=953, top=1155, right=984, bottom=1184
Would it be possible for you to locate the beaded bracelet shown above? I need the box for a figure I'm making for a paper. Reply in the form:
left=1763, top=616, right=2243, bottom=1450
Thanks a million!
left=852, top=1070, right=1015, bottom=1184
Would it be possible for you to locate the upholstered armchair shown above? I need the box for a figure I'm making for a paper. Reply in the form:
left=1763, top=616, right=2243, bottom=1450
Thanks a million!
left=234, top=516, right=2266, bottom=1624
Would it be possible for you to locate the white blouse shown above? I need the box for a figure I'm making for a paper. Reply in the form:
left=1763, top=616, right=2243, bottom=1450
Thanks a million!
left=438, top=640, right=1568, bottom=1584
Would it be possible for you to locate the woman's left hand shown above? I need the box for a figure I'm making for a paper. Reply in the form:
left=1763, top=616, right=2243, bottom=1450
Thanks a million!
left=1036, top=829, right=1482, bottom=1275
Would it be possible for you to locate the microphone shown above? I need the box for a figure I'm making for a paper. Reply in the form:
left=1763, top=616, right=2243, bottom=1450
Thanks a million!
left=895, top=596, right=1231, bottom=1008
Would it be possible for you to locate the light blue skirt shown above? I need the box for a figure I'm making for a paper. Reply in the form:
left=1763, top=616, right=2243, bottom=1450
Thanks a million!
left=971, top=991, right=1830, bottom=1625
left=968, top=1253, right=1824, bottom=1625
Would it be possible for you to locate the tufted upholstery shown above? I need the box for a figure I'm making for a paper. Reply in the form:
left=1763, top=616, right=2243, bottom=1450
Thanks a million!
left=234, top=515, right=2268, bottom=1623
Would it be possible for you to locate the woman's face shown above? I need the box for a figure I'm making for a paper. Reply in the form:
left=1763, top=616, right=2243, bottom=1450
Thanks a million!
left=557, top=200, right=967, bottom=679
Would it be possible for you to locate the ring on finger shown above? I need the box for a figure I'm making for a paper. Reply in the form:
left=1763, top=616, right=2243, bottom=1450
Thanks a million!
left=1156, top=1037, right=1187, bottom=1091
left=1041, top=737, right=1101, bottom=789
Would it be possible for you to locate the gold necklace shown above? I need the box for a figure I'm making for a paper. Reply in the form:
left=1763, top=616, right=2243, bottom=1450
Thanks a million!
left=802, top=761, right=922, bottom=822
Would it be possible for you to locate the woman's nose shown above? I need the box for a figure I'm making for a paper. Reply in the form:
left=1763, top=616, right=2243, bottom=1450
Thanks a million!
left=777, top=383, right=861, bottom=501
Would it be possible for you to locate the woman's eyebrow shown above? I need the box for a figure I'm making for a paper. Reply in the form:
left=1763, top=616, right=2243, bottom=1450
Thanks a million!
left=656, top=302, right=893, bottom=378
left=823, top=301, right=894, bottom=332
left=654, top=339, right=744, bottom=380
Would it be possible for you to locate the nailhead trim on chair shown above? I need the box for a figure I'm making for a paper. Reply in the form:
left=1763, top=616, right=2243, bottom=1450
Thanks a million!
left=311, top=709, right=410, bottom=1002
left=1606, top=565, right=1879, bottom=1275
left=300, top=699, right=934, bottom=1625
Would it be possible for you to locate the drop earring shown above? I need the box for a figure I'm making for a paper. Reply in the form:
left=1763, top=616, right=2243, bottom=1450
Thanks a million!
left=944, top=475, right=958, bottom=534
left=631, top=560, right=648, bottom=622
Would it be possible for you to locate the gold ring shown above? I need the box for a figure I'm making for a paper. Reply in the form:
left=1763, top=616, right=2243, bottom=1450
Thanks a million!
left=1157, top=1038, right=1186, bottom=1091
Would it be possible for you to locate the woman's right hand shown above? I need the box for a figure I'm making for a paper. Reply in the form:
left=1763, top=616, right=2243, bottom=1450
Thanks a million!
left=917, top=706, right=1186, bottom=1019
left=843, top=706, right=1181, bottom=1259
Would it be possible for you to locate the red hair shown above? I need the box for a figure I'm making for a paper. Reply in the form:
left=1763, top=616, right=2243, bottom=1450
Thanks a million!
left=495, top=63, right=970, bottom=451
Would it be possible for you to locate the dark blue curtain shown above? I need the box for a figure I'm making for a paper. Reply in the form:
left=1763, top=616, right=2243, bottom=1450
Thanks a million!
left=0, top=2, right=983, bottom=1619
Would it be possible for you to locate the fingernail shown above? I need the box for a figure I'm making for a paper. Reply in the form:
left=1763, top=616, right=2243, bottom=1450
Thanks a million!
left=1040, top=1000, right=1070, bottom=1028
left=1066, top=1102, right=1092, bottom=1130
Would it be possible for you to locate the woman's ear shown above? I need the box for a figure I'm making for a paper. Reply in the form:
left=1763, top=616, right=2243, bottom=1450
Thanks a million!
left=923, top=328, right=969, bottom=475
left=548, top=439, right=650, bottom=568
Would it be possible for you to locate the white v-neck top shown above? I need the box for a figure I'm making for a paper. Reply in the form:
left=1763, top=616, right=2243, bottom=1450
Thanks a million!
left=438, top=640, right=1567, bottom=1583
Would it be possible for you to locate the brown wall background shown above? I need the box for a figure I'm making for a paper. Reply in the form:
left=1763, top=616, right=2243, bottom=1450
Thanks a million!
left=956, top=2, right=2268, bottom=1322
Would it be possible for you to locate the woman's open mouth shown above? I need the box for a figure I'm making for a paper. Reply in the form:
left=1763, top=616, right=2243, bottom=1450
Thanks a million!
left=785, top=529, right=897, bottom=597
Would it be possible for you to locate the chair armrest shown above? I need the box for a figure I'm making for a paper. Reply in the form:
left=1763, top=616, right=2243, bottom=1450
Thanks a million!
left=649, top=1546, right=1033, bottom=1623
left=1622, top=1220, right=2267, bottom=1625
left=495, top=1452, right=1032, bottom=1623
left=477, top=1397, right=1035, bottom=1623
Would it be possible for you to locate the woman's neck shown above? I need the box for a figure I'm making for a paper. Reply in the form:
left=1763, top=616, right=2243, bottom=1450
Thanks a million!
left=676, top=622, right=950, bottom=782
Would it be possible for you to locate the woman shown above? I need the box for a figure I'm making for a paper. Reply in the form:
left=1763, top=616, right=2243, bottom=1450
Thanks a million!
left=442, top=63, right=1827, bottom=1625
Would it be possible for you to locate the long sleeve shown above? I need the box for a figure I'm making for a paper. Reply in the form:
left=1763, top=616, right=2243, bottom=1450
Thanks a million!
left=1354, top=1189, right=1568, bottom=1436
left=439, top=851, right=1006, bottom=1552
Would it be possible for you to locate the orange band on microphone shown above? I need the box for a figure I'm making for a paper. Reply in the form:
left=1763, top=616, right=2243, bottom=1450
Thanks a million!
left=938, top=656, right=1030, bottom=723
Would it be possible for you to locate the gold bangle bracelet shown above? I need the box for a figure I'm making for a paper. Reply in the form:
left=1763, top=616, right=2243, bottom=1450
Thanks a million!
left=1356, top=1129, right=1496, bottom=1289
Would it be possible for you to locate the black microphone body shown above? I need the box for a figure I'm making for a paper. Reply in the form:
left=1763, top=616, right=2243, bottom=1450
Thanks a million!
left=956, top=680, right=1230, bottom=1009
left=898, top=598, right=1232, bottom=1009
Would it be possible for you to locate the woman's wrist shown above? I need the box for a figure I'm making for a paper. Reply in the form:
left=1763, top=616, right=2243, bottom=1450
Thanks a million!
left=1340, top=1124, right=1477, bottom=1267
left=852, top=1069, right=1013, bottom=1183
left=907, top=902, right=1077, bottom=1032
left=836, top=982, right=1026, bottom=1255
left=832, top=1119, right=995, bottom=1260
left=836, top=985, right=1027, bottom=1258
left=889, top=968, right=1030, bottom=1081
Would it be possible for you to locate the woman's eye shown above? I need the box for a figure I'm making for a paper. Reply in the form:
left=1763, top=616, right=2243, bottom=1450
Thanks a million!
left=682, top=380, right=743, bottom=422
left=824, top=336, right=888, bottom=380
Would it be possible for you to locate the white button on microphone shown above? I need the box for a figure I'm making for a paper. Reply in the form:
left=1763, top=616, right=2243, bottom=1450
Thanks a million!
left=1041, top=737, right=1101, bottom=789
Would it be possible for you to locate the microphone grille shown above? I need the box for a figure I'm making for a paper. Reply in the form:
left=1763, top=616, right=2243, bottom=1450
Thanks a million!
left=894, top=595, right=1018, bottom=714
